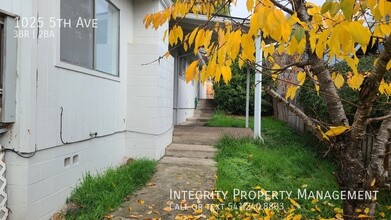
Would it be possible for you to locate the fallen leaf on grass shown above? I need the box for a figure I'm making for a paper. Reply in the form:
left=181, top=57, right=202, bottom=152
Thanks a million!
left=104, top=214, right=114, bottom=219
left=128, top=214, right=143, bottom=219
left=163, top=206, right=173, bottom=212
left=193, top=209, right=203, bottom=214
left=137, top=199, right=145, bottom=205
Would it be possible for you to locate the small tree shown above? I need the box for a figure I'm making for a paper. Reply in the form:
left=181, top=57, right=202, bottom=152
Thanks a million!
left=144, top=0, right=391, bottom=218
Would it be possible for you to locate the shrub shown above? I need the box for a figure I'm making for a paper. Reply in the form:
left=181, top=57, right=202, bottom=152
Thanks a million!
left=213, top=62, right=273, bottom=115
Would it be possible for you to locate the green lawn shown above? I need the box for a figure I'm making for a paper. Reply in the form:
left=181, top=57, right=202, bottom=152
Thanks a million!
left=205, top=112, right=254, bottom=128
left=208, top=114, right=390, bottom=219
left=65, top=159, right=156, bottom=220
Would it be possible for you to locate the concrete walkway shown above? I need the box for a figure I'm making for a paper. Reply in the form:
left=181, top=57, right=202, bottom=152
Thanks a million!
left=111, top=100, right=253, bottom=219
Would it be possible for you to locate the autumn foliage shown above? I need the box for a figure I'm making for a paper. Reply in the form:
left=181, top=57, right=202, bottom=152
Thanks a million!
left=144, top=0, right=391, bottom=218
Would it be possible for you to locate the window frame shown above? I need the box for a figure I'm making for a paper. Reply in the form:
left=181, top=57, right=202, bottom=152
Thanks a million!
left=58, top=0, right=120, bottom=79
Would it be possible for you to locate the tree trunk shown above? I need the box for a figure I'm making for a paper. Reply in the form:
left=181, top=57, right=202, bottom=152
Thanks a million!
left=290, top=0, right=391, bottom=217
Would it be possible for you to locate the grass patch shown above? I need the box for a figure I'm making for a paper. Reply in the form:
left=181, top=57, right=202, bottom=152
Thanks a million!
left=213, top=116, right=390, bottom=219
left=205, top=112, right=253, bottom=128
left=65, top=159, right=157, bottom=220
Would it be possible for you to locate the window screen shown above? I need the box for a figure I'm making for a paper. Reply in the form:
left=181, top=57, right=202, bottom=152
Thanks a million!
left=60, top=0, right=94, bottom=69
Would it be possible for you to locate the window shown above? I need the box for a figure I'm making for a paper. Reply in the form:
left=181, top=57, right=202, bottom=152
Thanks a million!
left=60, top=0, right=119, bottom=76
left=0, top=14, right=17, bottom=123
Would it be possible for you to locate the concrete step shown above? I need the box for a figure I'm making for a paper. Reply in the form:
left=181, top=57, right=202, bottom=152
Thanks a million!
left=166, top=143, right=217, bottom=158
left=193, top=113, right=213, bottom=118
left=197, top=104, right=216, bottom=109
left=159, top=156, right=216, bottom=166
left=179, top=121, right=205, bottom=126
left=187, top=117, right=210, bottom=122
left=197, top=99, right=216, bottom=108
left=197, top=108, right=215, bottom=112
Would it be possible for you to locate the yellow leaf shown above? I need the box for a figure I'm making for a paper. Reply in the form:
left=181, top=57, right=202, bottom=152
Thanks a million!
left=334, top=207, right=343, bottom=214
left=186, top=61, right=199, bottom=83
left=272, top=73, right=278, bottom=81
left=193, top=209, right=203, bottom=214
left=379, top=212, right=385, bottom=217
left=238, top=59, right=244, bottom=69
left=188, top=27, right=199, bottom=47
left=246, top=0, right=254, bottom=12
left=385, top=83, right=391, bottom=96
left=370, top=178, right=376, bottom=187
left=285, top=86, right=298, bottom=101
left=358, top=214, right=369, bottom=218
left=349, top=22, right=371, bottom=47
left=324, top=126, right=350, bottom=137
left=330, top=2, right=341, bottom=17
left=164, top=51, right=170, bottom=59
left=194, top=29, right=205, bottom=52
left=297, top=71, right=306, bottom=86
left=289, top=198, right=301, bottom=209
left=221, top=66, right=232, bottom=83
left=379, top=0, right=386, bottom=17
left=368, top=0, right=376, bottom=9
left=347, top=73, right=364, bottom=90
left=332, top=72, right=345, bottom=89
left=341, top=0, right=355, bottom=19
left=321, top=1, right=332, bottom=14
left=309, top=29, right=316, bottom=52
left=138, top=199, right=145, bottom=205
left=292, top=214, right=302, bottom=220
left=163, top=206, right=172, bottom=212
left=386, top=60, right=391, bottom=70
left=355, top=208, right=362, bottom=213
left=297, top=38, right=306, bottom=54
left=364, top=207, right=369, bottom=214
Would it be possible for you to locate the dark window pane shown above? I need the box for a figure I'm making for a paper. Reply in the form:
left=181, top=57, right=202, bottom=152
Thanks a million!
left=60, top=0, right=94, bottom=69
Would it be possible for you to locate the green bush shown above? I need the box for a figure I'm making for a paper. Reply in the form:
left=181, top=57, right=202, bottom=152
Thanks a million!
left=213, top=62, right=273, bottom=115
left=297, top=56, right=390, bottom=124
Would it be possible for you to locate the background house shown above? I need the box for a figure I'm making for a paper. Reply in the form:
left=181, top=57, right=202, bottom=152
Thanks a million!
left=0, top=0, right=207, bottom=219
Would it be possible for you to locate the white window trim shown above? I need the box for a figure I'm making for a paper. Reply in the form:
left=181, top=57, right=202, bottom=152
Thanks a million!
left=54, top=0, right=121, bottom=82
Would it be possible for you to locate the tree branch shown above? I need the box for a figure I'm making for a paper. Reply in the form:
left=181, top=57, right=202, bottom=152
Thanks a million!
left=367, top=109, right=391, bottom=186
left=351, top=35, right=391, bottom=142
left=254, top=60, right=309, bottom=72
left=366, top=113, right=391, bottom=124
left=270, top=0, right=294, bottom=15
left=264, top=87, right=323, bottom=140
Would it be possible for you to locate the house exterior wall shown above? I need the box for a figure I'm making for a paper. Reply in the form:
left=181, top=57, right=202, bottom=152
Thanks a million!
left=126, top=0, right=174, bottom=159
left=0, top=0, right=172, bottom=219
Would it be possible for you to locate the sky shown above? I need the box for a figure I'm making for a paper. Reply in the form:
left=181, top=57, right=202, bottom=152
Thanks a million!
left=230, top=0, right=325, bottom=18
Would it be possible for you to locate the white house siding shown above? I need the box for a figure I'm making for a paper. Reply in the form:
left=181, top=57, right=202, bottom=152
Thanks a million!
left=0, top=0, right=162, bottom=219
left=126, top=0, right=174, bottom=160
